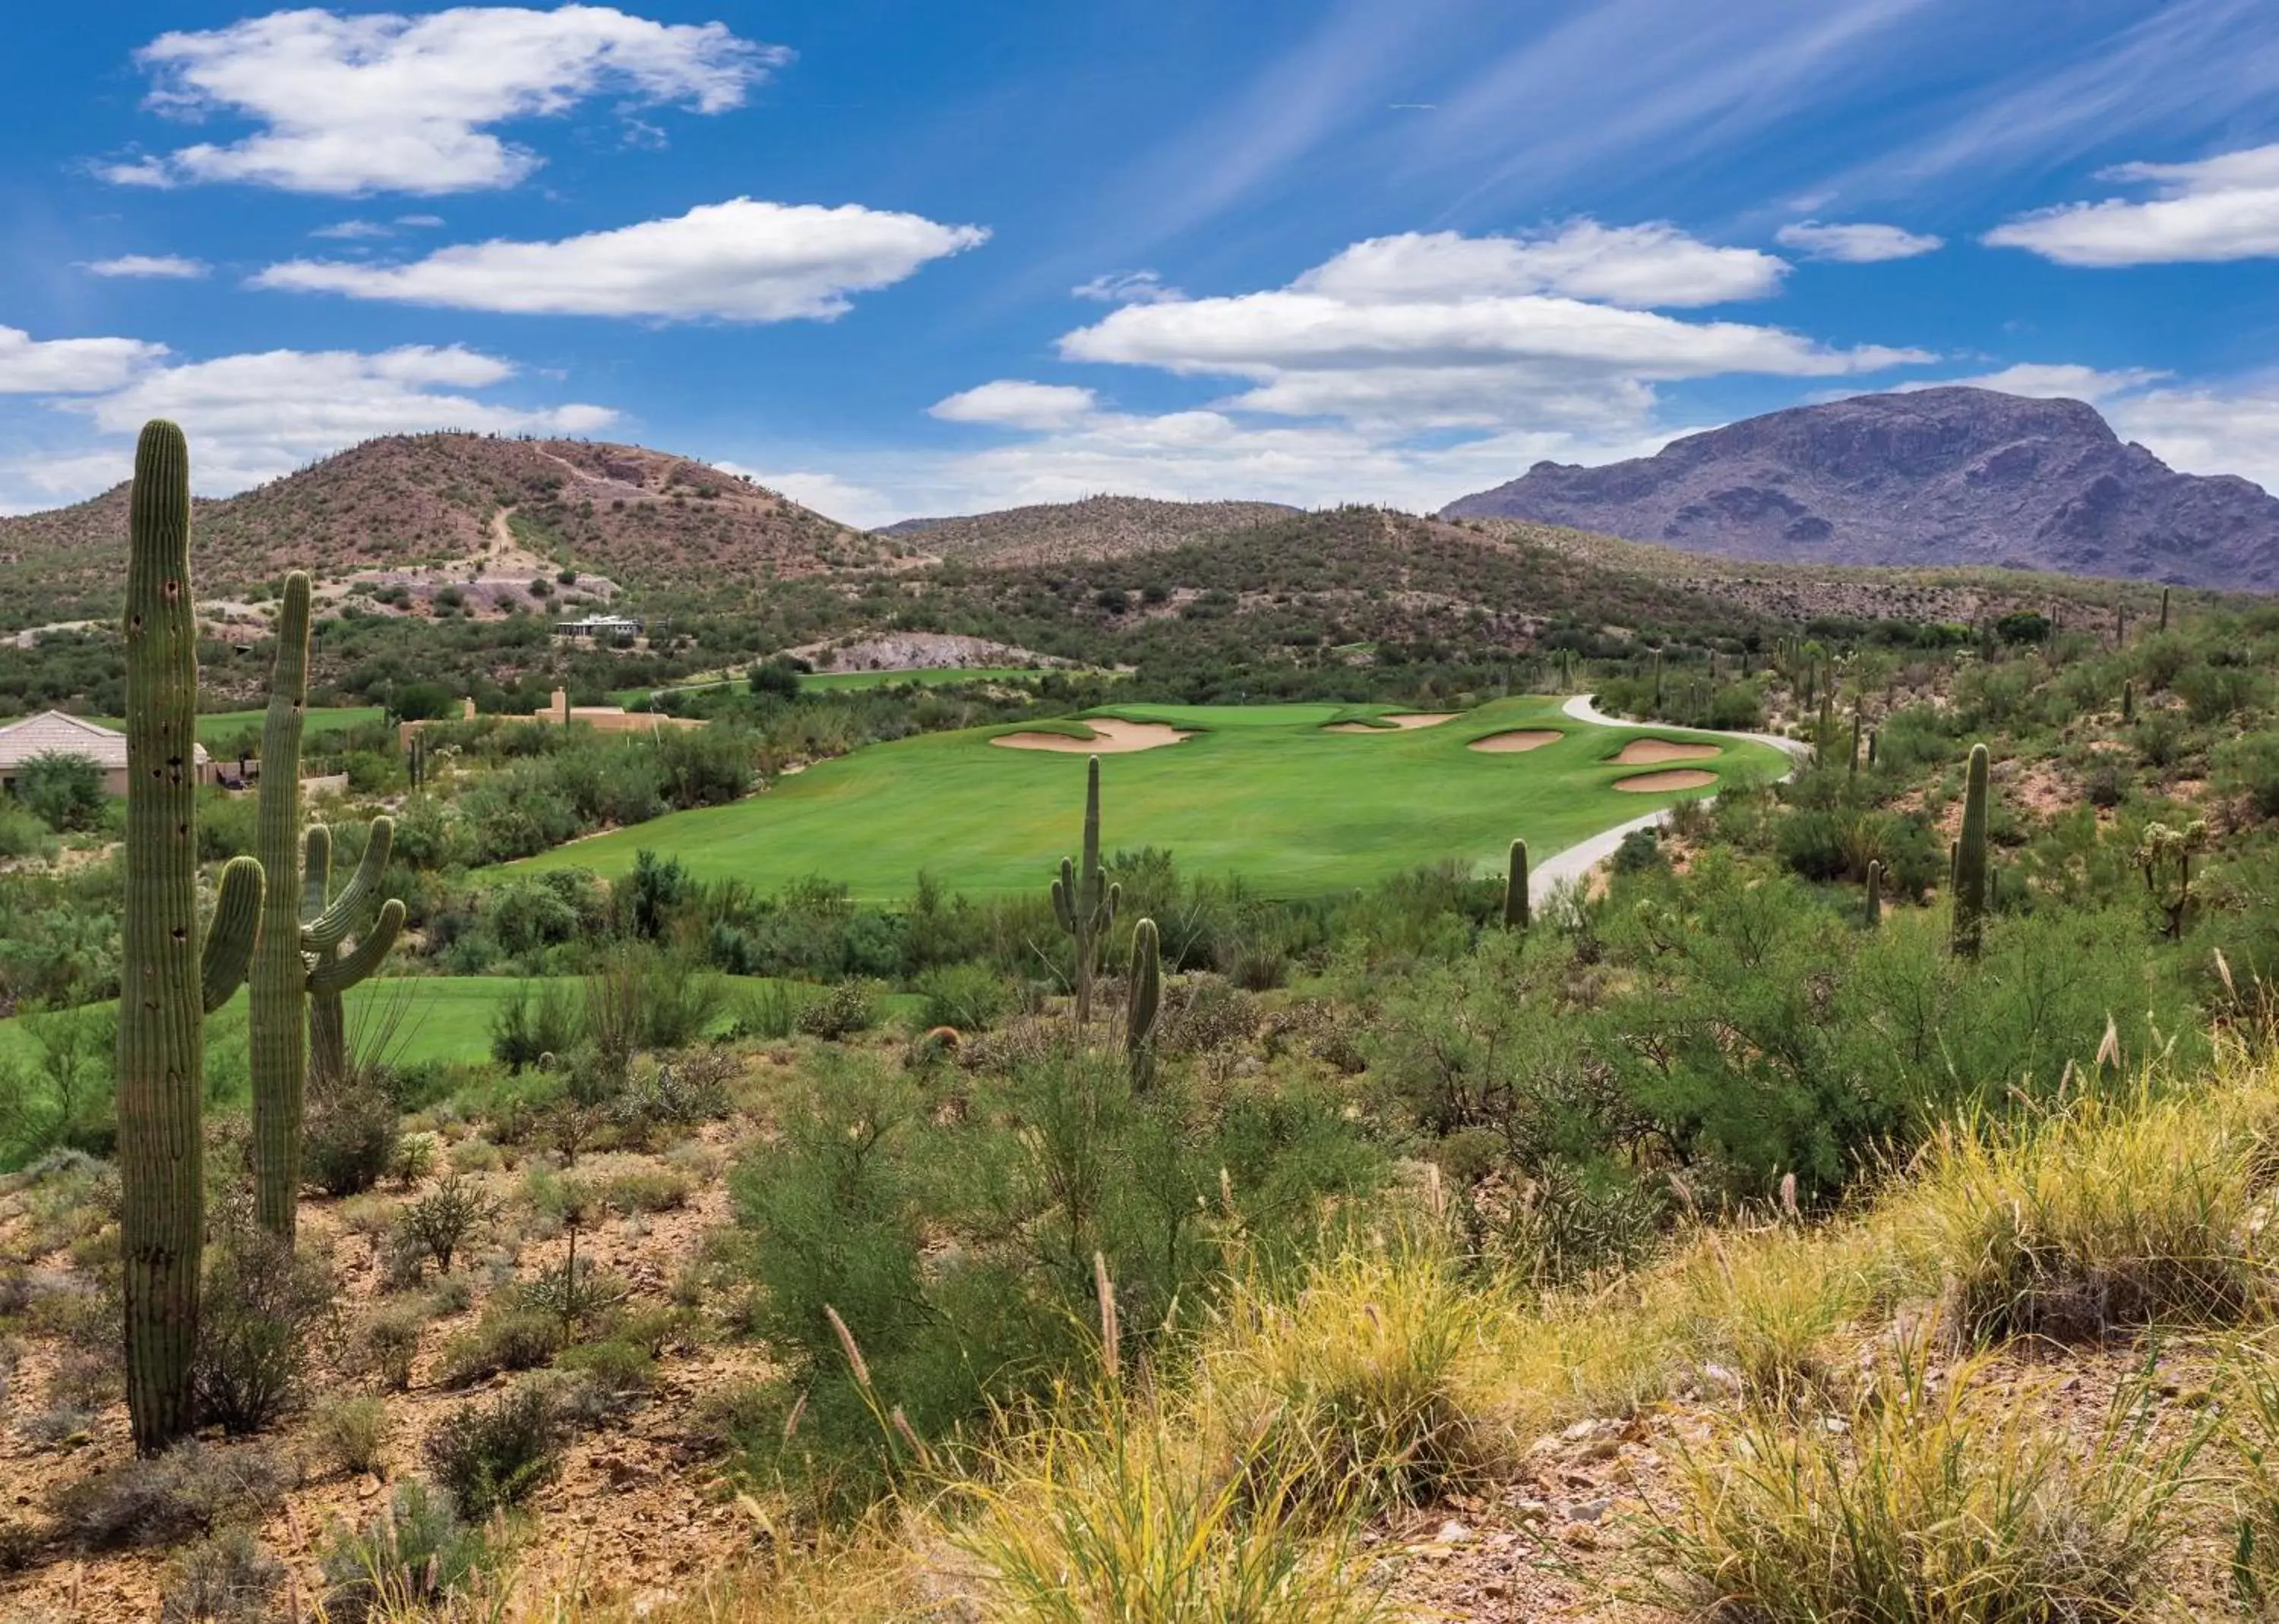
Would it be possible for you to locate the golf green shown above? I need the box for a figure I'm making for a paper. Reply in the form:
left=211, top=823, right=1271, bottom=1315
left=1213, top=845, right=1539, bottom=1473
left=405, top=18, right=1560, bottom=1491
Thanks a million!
left=519, top=697, right=1784, bottom=901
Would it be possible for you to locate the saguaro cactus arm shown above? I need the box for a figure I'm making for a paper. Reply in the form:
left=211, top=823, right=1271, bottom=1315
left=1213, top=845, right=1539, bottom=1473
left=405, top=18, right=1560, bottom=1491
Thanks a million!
left=309, top=899, right=407, bottom=995
left=118, top=419, right=207, bottom=1454
left=304, top=817, right=394, bottom=952
left=201, top=856, right=264, bottom=1015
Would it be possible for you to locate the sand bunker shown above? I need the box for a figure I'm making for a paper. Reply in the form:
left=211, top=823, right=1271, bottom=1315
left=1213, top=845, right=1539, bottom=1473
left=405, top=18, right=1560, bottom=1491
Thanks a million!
left=991, top=719, right=1193, bottom=754
left=1612, top=738, right=1720, bottom=766
left=1465, top=729, right=1563, bottom=754
left=1327, top=712, right=1458, bottom=734
left=1614, top=769, right=1718, bottom=792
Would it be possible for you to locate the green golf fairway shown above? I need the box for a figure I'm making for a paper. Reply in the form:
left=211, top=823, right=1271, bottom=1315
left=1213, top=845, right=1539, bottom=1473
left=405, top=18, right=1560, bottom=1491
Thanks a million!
left=518, top=697, right=1784, bottom=900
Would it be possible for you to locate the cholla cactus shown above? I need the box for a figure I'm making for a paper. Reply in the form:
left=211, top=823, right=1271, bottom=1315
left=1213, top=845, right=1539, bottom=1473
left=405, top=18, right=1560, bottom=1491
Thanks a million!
left=1051, top=754, right=1120, bottom=1025
left=2136, top=819, right=2208, bottom=942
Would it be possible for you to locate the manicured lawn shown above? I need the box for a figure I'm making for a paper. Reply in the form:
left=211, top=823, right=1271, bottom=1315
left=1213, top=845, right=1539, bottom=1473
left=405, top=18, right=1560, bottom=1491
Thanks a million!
left=0, top=974, right=925, bottom=1073
left=81, top=707, right=387, bottom=747
left=518, top=697, right=1786, bottom=900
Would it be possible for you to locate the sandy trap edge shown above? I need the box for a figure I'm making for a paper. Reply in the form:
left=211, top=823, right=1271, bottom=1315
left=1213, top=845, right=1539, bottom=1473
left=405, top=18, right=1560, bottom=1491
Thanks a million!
left=1611, top=738, right=1721, bottom=765
left=990, top=719, right=1195, bottom=754
left=1466, top=729, right=1563, bottom=754
left=1613, top=768, right=1718, bottom=791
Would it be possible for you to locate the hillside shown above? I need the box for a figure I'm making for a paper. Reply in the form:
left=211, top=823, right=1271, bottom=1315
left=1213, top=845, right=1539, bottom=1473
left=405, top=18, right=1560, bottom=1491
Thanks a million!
left=1442, top=386, right=2279, bottom=591
left=883, top=494, right=1301, bottom=564
left=0, top=434, right=893, bottom=628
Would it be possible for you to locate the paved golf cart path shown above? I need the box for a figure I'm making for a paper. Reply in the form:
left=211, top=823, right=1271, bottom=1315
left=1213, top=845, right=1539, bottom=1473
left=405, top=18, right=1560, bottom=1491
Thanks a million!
left=1529, top=695, right=1812, bottom=905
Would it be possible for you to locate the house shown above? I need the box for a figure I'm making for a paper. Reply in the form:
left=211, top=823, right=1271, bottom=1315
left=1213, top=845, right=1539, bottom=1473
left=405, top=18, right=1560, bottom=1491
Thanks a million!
left=554, top=614, right=643, bottom=642
left=0, top=711, right=217, bottom=798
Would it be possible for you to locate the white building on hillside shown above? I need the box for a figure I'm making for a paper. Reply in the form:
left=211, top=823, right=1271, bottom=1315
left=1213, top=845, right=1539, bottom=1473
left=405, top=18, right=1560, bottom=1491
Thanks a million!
left=0, top=711, right=216, bottom=797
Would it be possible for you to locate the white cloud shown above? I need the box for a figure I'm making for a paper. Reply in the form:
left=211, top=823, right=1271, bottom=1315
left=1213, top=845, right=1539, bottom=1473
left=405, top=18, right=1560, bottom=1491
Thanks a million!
left=86, top=254, right=211, bottom=280
left=2105, top=384, right=2279, bottom=494
left=253, top=197, right=988, bottom=320
left=1775, top=220, right=1943, bottom=262
left=1073, top=270, right=1183, bottom=304
left=396, top=214, right=444, bottom=229
left=36, top=343, right=615, bottom=494
left=1917, top=362, right=2170, bottom=403
left=930, top=380, right=1100, bottom=430
left=311, top=220, right=394, bottom=240
left=1055, top=228, right=1922, bottom=432
left=0, top=327, right=168, bottom=393
left=713, top=462, right=899, bottom=529
left=1986, top=141, right=2279, bottom=265
left=1294, top=223, right=1787, bottom=308
left=105, top=5, right=784, bottom=194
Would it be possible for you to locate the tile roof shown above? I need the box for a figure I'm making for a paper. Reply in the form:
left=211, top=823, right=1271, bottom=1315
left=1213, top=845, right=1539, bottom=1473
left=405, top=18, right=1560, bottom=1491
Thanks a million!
left=0, top=711, right=210, bottom=769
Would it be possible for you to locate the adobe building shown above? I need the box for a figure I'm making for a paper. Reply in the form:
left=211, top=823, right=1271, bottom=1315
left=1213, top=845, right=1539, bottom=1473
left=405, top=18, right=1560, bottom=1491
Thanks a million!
left=0, top=711, right=217, bottom=797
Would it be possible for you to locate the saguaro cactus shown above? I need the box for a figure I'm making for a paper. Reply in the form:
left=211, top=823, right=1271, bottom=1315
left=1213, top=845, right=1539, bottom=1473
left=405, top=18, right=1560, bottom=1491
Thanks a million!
left=119, top=421, right=244, bottom=1453
left=1864, top=859, right=1882, bottom=929
left=1503, top=839, right=1530, bottom=930
left=1848, top=714, right=1861, bottom=778
left=301, top=821, right=407, bottom=1086
left=1051, top=755, right=1120, bottom=1026
left=1125, top=918, right=1162, bottom=1091
left=2122, top=680, right=2135, bottom=724
left=2160, top=586, right=2170, bottom=633
left=1952, top=743, right=1992, bottom=959
left=250, top=573, right=315, bottom=1235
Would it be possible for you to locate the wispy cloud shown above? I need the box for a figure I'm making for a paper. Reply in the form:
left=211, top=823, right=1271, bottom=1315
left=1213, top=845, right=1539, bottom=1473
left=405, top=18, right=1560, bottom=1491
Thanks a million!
left=1072, top=270, right=1182, bottom=305
left=1985, top=141, right=2279, bottom=265
left=85, top=253, right=210, bottom=279
left=1775, top=221, right=1942, bottom=263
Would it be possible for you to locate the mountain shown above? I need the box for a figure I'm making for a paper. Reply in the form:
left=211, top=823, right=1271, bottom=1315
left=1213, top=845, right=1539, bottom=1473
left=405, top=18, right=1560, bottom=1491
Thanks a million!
left=0, top=434, right=892, bottom=627
left=884, top=496, right=1301, bottom=565
left=1440, top=387, right=2279, bottom=591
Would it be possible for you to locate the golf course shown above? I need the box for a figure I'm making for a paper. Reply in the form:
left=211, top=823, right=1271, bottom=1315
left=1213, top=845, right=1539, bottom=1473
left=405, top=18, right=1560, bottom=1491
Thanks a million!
left=520, top=696, right=1787, bottom=900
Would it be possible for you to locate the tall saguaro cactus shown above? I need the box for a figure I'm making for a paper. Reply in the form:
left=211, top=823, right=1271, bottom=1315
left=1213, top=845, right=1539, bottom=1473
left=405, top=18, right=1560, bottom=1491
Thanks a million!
left=250, top=573, right=315, bottom=1235
left=1863, top=859, right=1882, bottom=929
left=1051, top=755, right=1120, bottom=1026
left=117, top=423, right=218, bottom=1452
left=1951, top=743, right=1992, bottom=959
left=1125, top=918, right=1162, bottom=1091
left=1503, top=839, right=1530, bottom=930
left=301, top=821, right=407, bottom=1085
left=249, top=573, right=405, bottom=1234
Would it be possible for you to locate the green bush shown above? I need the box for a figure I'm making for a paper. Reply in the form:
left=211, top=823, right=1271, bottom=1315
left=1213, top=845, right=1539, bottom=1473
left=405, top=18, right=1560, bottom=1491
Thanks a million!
left=302, top=1076, right=401, bottom=1198
left=14, top=751, right=106, bottom=833
left=918, top=961, right=1010, bottom=1032
left=422, top=1384, right=561, bottom=1518
left=795, top=981, right=875, bottom=1040
left=194, top=1227, right=337, bottom=1436
left=433, top=1309, right=563, bottom=1389
left=318, top=1479, right=489, bottom=1622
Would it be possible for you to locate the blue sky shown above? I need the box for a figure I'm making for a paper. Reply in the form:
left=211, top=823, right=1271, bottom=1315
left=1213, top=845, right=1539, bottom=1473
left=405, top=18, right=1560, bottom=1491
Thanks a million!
left=5, top=0, right=2279, bottom=526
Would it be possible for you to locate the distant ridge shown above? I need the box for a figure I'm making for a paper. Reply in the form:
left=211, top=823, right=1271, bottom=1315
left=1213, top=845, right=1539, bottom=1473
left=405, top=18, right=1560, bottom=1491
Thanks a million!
left=1441, top=387, right=2279, bottom=591
left=885, top=495, right=1301, bottom=565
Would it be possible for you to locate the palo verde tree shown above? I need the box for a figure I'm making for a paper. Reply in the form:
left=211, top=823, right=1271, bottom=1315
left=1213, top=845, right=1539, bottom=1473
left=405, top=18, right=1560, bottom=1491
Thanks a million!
left=118, top=421, right=264, bottom=1452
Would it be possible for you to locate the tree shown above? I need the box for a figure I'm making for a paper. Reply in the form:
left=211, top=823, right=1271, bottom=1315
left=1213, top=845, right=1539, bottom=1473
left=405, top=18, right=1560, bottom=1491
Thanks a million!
left=15, top=750, right=106, bottom=832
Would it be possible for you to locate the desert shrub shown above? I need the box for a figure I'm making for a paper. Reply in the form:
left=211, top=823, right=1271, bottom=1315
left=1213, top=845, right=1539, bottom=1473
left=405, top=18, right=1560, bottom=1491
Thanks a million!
left=310, top=1394, right=394, bottom=1479
left=397, top=1174, right=499, bottom=1274
left=1156, top=975, right=1260, bottom=1057
left=302, top=1075, right=401, bottom=1198
left=514, top=1255, right=627, bottom=1339
left=2219, top=731, right=2279, bottom=821
left=490, top=979, right=582, bottom=1072
left=605, top=1166, right=693, bottom=1213
left=612, top=1048, right=735, bottom=1137
left=918, top=961, right=1010, bottom=1032
left=160, top=1527, right=286, bottom=1623
left=423, top=1383, right=561, bottom=1518
left=52, top=1441, right=295, bottom=1550
left=555, top=1335, right=658, bottom=1405
left=433, top=1308, right=563, bottom=1389
left=637, top=953, right=729, bottom=1051
left=796, top=980, right=875, bottom=1040
left=389, top=1132, right=437, bottom=1188
left=318, top=1479, right=490, bottom=1623
left=194, top=1227, right=337, bottom=1435
left=354, top=1304, right=425, bottom=1392
left=0, top=798, right=56, bottom=861
left=1651, top=1337, right=2198, bottom=1624
left=14, top=750, right=106, bottom=833
left=728, top=978, right=798, bottom=1040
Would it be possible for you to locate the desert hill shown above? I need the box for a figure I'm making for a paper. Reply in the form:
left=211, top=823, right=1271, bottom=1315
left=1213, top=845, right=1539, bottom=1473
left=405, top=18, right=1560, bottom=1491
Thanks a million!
left=1442, top=387, right=2279, bottom=591
left=883, top=495, right=1301, bottom=564
left=0, top=434, right=892, bottom=627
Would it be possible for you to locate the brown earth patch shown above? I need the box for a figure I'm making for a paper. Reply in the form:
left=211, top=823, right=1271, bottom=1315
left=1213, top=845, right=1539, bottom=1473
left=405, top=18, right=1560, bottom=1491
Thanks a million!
left=1614, top=768, right=1718, bottom=792
left=1466, top=730, right=1563, bottom=754
left=1326, top=712, right=1458, bottom=734
left=990, top=719, right=1193, bottom=754
left=1611, top=738, right=1720, bottom=765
